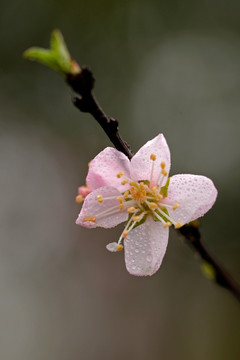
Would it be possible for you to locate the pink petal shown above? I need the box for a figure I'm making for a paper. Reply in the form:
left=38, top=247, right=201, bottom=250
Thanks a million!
left=130, top=134, right=171, bottom=186
left=78, top=185, right=91, bottom=198
left=124, top=217, right=169, bottom=276
left=76, top=186, right=128, bottom=228
left=86, top=147, right=131, bottom=192
left=165, top=174, right=218, bottom=225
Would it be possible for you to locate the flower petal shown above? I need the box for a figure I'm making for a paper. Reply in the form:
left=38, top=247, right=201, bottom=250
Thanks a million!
left=86, top=147, right=131, bottom=192
left=130, top=134, right=171, bottom=186
left=76, top=186, right=128, bottom=228
left=124, top=217, right=169, bottom=276
left=165, top=174, right=217, bottom=225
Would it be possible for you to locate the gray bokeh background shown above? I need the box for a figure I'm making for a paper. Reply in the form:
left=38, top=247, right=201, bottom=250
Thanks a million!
left=0, top=1, right=240, bottom=359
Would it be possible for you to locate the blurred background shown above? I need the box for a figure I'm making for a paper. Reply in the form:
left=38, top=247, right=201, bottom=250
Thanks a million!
left=0, top=0, right=240, bottom=359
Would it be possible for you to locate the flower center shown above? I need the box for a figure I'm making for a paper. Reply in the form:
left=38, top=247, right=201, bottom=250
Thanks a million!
left=83, top=153, right=183, bottom=252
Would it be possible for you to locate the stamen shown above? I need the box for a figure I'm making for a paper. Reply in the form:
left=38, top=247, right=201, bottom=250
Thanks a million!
left=162, top=169, right=168, bottom=177
left=83, top=216, right=96, bottom=223
left=116, top=196, right=123, bottom=204
left=96, top=204, right=123, bottom=219
left=164, top=222, right=172, bottom=228
left=174, top=222, right=183, bottom=229
left=123, top=230, right=128, bottom=238
left=152, top=186, right=158, bottom=194
left=106, top=242, right=123, bottom=252
left=123, top=190, right=130, bottom=199
left=156, top=207, right=177, bottom=226
left=119, top=204, right=125, bottom=211
left=121, top=179, right=128, bottom=185
left=161, top=161, right=166, bottom=169
left=118, top=211, right=137, bottom=244
left=173, top=203, right=180, bottom=210
left=149, top=202, right=158, bottom=210
left=157, top=193, right=163, bottom=201
left=117, top=171, right=124, bottom=178
left=127, top=206, right=136, bottom=213
left=132, top=216, right=140, bottom=222
left=97, top=195, right=104, bottom=203
left=150, top=155, right=156, bottom=186
left=75, top=195, right=83, bottom=203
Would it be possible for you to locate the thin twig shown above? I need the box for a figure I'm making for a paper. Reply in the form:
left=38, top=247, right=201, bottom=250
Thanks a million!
left=66, top=67, right=240, bottom=302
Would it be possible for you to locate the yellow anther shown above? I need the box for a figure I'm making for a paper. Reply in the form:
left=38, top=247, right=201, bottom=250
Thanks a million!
left=157, top=193, right=163, bottom=201
left=123, top=191, right=129, bottom=199
left=173, top=203, right=180, bottom=210
left=150, top=153, right=156, bottom=161
left=121, top=179, right=128, bottom=185
left=164, top=222, right=172, bottom=228
left=117, top=171, right=124, bottom=178
left=97, top=195, right=104, bottom=203
left=161, top=161, right=166, bottom=169
left=83, top=216, right=96, bottom=223
left=130, top=181, right=136, bottom=186
left=75, top=195, right=83, bottom=203
left=149, top=202, right=158, bottom=210
left=123, top=230, right=128, bottom=238
left=117, top=244, right=123, bottom=251
left=127, top=206, right=136, bottom=213
left=133, top=216, right=140, bottom=222
left=162, top=169, right=168, bottom=176
left=119, top=204, right=125, bottom=211
left=116, top=196, right=123, bottom=204
left=152, top=186, right=158, bottom=194
left=174, top=221, right=183, bottom=229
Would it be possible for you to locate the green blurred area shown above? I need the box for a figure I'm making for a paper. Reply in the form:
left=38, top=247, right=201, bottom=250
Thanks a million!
left=0, top=0, right=240, bottom=359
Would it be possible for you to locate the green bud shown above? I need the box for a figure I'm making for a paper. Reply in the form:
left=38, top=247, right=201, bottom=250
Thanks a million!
left=23, top=29, right=81, bottom=76
left=201, top=261, right=216, bottom=280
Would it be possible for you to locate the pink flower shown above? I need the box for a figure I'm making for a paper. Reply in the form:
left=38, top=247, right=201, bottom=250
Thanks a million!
left=76, top=134, right=217, bottom=276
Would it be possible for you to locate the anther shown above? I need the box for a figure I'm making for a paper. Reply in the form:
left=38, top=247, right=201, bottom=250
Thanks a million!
left=123, top=230, right=128, bottom=238
left=174, top=221, right=183, bottom=229
left=149, top=202, right=158, bottom=210
left=75, top=195, right=83, bottom=203
left=123, top=191, right=129, bottom=199
left=152, top=186, right=158, bottom=194
left=119, top=204, right=125, bottom=211
left=164, top=222, right=172, bottom=228
left=97, top=195, right=104, bottom=203
left=162, top=169, right=168, bottom=176
left=133, top=216, right=140, bottom=222
left=117, top=171, right=124, bottom=178
left=116, top=196, right=123, bottom=204
left=117, top=244, right=123, bottom=251
left=173, top=203, right=180, bottom=210
left=121, top=179, right=128, bottom=185
left=127, top=206, right=136, bottom=213
left=157, top=193, right=163, bottom=200
left=83, top=216, right=96, bottom=223
left=161, top=161, right=166, bottom=169
left=150, top=154, right=156, bottom=161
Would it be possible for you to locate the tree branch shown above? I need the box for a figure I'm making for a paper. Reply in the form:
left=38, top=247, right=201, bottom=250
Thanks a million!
left=66, top=67, right=240, bottom=302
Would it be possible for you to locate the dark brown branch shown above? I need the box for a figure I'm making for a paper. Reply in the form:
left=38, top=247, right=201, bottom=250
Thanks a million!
left=179, top=224, right=240, bottom=302
left=66, top=67, right=240, bottom=302
left=67, top=67, right=133, bottom=159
